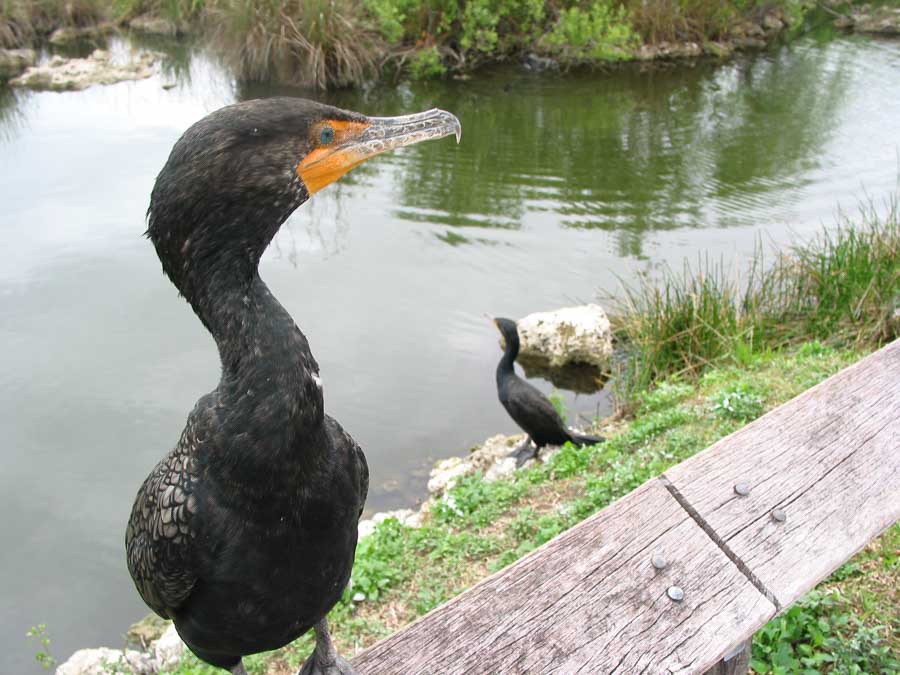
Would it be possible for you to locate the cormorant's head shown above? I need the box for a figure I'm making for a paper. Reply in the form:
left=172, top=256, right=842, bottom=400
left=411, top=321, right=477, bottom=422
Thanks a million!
left=147, top=97, right=460, bottom=300
left=491, top=317, right=520, bottom=347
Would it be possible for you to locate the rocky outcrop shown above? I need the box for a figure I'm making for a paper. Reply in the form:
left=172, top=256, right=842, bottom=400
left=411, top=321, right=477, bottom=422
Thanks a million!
left=852, top=6, right=900, bottom=35
left=128, top=15, right=184, bottom=37
left=0, top=48, right=36, bottom=79
left=515, top=304, right=613, bottom=370
left=48, top=23, right=116, bottom=45
left=10, top=49, right=159, bottom=91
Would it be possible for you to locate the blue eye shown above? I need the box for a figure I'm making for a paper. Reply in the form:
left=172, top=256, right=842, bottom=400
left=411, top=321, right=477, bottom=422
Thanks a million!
left=320, top=126, right=334, bottom=145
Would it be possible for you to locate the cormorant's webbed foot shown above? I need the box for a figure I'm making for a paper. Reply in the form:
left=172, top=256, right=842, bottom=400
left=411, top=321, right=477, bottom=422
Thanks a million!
left=509, top=438, right=539, bottom=468
left=298, top=618, right=356, bottom=675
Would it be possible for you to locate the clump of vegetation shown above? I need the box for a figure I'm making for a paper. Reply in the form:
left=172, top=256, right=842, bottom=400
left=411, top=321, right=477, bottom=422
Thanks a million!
left=610, top=199, right=899, bottom=405
left=541, top=0, right=638, bottom=63
left=708, top=381, right=764, bottom=422
left=408, top=45, right=446, bottom=79
left=627, top=0, right=748, bottom=43
left=1, top=0, right=107, bottom=47
left=209, top=0, right=385, bottom=89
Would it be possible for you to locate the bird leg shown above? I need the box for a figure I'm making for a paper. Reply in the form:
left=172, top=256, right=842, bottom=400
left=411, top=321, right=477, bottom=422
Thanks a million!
left=231, top=661, right=249, bottom=675
left=298, top=618, right=356, bottom=675
left=509, top=437, right=539, bottom=467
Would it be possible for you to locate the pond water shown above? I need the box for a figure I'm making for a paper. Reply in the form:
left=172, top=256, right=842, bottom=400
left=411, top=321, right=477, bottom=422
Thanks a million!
left=1, top=30, right=898, bottom=672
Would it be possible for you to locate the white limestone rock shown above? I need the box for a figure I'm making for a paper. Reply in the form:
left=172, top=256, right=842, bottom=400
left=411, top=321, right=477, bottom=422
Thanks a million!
left=358, top=508, right=423, bottom=541
left=427, top=455, right=471, bottom=495
left=515, top=304, right=613, bottom=369
left=484, top=456, right=517, bottom=482
left=11, top=49, right=158, bottom=91
left=153, top=623, right=185, bottom=669
left=56, top=647, right=155, bottom=675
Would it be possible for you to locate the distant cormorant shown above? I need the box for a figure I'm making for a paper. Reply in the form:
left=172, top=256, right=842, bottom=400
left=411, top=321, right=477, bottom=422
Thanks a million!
left=492, top=317, right=604, bottom=464
left=126, top=98, right=460, bottom=675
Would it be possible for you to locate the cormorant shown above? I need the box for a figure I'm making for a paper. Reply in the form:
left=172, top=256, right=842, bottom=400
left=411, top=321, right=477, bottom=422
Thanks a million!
left=491, top=317, right=604, bottom=464
left=126, top=98, right=461, bottom=675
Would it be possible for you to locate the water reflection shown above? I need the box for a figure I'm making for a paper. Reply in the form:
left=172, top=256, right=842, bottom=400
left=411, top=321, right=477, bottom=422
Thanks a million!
left=0, top=86, right=26, bottom=141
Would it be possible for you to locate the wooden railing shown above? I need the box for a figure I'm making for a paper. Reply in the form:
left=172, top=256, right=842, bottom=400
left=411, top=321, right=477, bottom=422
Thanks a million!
left=352, top=339, right=900, bottom=674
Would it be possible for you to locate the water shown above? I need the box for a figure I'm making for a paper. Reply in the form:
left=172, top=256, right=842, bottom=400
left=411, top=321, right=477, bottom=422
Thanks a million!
left=1, top=32, right=898, bottom=672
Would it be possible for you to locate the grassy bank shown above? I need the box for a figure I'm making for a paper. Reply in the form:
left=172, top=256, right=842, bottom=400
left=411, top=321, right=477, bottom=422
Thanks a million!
left=135, top=204, right=897, bottom=675
left=157, top=347, right=898, bottom=675
left=2, top=0, right=858, bottom=86
left=609, top=197, right=900, bottom=407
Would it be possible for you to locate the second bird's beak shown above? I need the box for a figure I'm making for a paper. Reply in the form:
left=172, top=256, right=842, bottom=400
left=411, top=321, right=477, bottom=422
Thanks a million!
left=298, top=109, right=461, bottom=195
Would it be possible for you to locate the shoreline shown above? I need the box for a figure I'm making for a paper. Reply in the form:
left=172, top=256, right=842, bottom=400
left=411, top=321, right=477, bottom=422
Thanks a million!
left=5, top=3, right=897, bottom=89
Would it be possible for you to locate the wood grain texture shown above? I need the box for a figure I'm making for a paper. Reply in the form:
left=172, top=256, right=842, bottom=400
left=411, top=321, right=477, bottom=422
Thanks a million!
left=353, top=481, right=774, bottom=675
left=665, top=339, right=900, bottom=609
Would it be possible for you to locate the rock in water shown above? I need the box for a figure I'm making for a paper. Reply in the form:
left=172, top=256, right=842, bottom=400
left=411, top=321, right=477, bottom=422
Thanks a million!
left=10, top=49, right=158, bottom=91
left=515, top=304, right=613, bottom=369
left=0, top=48, right=36, bottom=79
left=854, top=7, right=900, bottom=35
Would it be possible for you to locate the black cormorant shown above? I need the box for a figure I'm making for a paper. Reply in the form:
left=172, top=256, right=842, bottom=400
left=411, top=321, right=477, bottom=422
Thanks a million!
left=126, top=98, right=460, bottom=675
left=492, top=317, right=604, bottom=464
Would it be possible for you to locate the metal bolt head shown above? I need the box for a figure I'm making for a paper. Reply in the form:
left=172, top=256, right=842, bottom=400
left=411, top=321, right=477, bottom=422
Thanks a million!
left=772, top=508, right=786, bottom=523
left=667, top=585, right=684, bottom=602
left=651, top=554, right=667, bottom=570
left=734, top=482, right=750, bottom=496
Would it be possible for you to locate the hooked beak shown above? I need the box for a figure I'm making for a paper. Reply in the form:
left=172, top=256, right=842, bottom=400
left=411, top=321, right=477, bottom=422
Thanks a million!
left=297, top=108, right=461, bottom=194
left=483, top=312, right=499, bottom=330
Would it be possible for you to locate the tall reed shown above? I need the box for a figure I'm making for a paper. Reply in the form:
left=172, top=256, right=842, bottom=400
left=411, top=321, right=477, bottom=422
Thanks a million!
left=610, top=197, right=900, bottom=404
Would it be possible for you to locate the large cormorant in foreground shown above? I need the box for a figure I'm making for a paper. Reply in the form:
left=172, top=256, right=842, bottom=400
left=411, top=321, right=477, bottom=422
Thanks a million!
left=126, top=98, right=460, bottom=675
left=492, top=317, right=604, bottom=465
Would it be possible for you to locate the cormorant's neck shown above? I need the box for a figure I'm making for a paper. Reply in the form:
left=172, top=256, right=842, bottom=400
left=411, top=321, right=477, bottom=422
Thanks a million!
left=496, top=332, right=519, bottom=385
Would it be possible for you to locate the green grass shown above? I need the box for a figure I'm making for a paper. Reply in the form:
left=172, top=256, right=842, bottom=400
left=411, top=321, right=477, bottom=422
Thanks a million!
left=610, top=198, right=899, bottom=407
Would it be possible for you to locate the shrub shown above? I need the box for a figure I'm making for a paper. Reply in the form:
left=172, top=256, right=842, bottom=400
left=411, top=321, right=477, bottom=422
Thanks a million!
left=408, top=44, right=446, bottom=78
left=542, top=0, right=638, bottom=63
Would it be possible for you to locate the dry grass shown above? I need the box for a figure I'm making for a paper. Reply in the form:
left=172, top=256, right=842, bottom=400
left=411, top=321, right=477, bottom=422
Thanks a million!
left=210, top=0, right=385, bottom=89
left=1, top=0, right=107, bottom=47
left=625, top=0, right=754, bottom=43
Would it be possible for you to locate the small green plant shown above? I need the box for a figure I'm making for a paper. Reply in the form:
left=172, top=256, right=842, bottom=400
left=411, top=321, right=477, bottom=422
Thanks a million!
left=708, top=383, right=764, bottom=422
left=26, top=624, right=55, bottom=670
left=751, top=590, right=899, bottom=674
left=408, top=45, right=446, bottom=79
left=548, top=389, right=566, bottom=422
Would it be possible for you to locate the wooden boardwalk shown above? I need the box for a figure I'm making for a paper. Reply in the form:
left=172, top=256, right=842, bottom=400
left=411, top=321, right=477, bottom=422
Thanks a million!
left=353, top=339, right=900, bottom=674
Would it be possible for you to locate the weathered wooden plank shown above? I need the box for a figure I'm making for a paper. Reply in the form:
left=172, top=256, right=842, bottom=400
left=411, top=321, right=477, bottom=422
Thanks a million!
left=353, top=481, right=774, bottom=675
left=665, top=339, right=900, bottom=609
